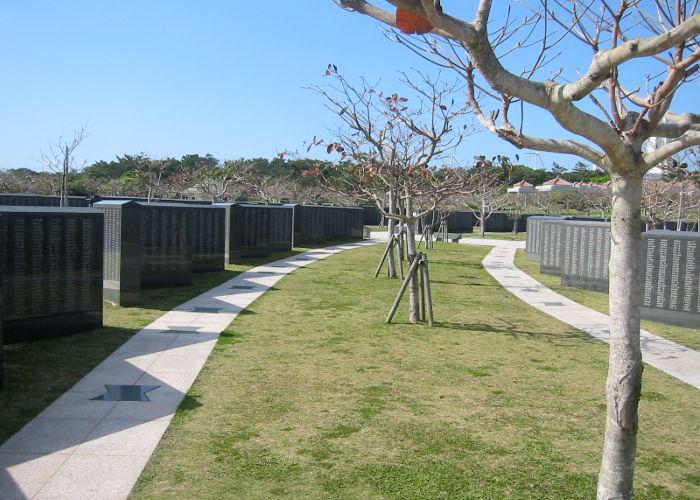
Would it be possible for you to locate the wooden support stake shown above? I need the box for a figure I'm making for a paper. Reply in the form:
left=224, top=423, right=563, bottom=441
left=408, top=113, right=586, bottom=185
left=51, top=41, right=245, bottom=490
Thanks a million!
left=418, top=256, right=426, bottom=322
left=385, top=254, right=421, bottom=324
left=421, top=254, right=435, bottom=326
left=374, top=236, right=394, bottom=278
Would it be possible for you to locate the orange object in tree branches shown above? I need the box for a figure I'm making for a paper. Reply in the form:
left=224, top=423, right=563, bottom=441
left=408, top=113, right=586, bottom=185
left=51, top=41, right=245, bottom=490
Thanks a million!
left=395, top=7, right=433, bottom=35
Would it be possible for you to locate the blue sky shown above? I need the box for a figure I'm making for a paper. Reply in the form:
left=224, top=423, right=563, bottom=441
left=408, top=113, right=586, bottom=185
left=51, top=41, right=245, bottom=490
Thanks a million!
left=1, top=1, right=691, bottom=172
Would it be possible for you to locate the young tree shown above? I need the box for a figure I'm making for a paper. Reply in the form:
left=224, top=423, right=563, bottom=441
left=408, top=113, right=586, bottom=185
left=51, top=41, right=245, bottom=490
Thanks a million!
left=582, top=184, right=613, bottom=220
left=37, top=125, right=89, bottom=206
left=306, top=67, right=474, bottom=323
left=503, top=192, right=531, bottom=234
left=466, top=156, right=506, bottom=237
left=130, top=155, right=172, bottom=202
left=176, top=158, right=242, bottom=202
left=335, top=1, right=700, bottom=497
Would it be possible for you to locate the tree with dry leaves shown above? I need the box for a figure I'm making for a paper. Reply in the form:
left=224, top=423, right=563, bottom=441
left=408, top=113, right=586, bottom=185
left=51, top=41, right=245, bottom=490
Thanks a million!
left=306, top=67, right=475, bottom=323
left=335, top=1, right=700, bottom=497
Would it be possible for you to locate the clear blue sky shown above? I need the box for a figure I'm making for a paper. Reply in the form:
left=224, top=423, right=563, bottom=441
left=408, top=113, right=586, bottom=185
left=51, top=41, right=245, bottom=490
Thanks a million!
left=1, top=1, right=686, bottom=172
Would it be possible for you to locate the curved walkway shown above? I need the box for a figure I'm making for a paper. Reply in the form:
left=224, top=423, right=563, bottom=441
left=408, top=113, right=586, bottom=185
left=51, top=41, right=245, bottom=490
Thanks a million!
left=459, top=237, right=700, bottom=389
left=0, top=240, right=377, bottom=500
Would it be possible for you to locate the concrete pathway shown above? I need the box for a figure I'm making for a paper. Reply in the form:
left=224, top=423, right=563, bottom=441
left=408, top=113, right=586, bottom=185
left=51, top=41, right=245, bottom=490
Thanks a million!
left=0, top=240, right=377, bottom=500
left=458, top=237, right=700, bottom=389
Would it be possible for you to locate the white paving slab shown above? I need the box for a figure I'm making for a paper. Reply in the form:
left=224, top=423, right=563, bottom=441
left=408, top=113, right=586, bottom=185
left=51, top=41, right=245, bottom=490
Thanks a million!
left=460, top=238, right=700, bottom=389
left=0, top=240, right=377, bottom=500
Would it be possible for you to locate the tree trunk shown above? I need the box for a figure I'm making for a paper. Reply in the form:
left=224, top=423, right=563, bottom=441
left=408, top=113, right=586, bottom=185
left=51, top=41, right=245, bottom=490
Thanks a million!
left=480, top=201, right=486, bottom=237
left=61, top=151, right=69, bottom=208
left=404, top=191, right=419, bottom=323
left=676, top=186, right=684, bottom=232
left=597, top=172, right=644, bottom=500
left=387, top=188, right=397, bottom=278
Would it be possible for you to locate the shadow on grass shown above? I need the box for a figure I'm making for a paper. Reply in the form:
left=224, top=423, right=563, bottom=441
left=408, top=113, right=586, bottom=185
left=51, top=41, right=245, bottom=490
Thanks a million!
left=434, top=321, right=600, bottom=345
left=0, top=241, right=366, bottom=447
left=137, top=249, right=309, bottom=313
left=0, top=325, right=137, bottom=444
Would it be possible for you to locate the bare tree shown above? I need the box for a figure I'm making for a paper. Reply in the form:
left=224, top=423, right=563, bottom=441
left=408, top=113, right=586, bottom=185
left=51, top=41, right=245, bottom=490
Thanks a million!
left=582, top=185, right=613, bottom=220
left=533, top=190, right=554, bottom=214
left=132, top=156, right=171, bottom=202
left=176, top=160, right=242, bottom=202
left=335, top=1, right=700, bottom=497
left=38, top=125, right=89, bottom=206
left=306, top=67, right=474, bottom=323
left=465, top=156, right=506, bottom=237
left=504, top=192, right=531, bottom=234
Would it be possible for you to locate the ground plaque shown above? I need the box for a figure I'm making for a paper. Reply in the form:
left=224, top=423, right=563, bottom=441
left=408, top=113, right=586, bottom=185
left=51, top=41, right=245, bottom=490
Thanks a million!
left=560, top=221, right=611, bottom=292
left=0, top=207, right=103, bottom=343
left=641, top=230, right=700, bottom=328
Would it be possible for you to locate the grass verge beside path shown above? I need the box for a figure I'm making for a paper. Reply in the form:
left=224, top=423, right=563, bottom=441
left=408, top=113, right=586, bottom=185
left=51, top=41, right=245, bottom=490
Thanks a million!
left=370, top=226, right=527, bottom=242
left=0, top=249, right=310, bottom=445
left=463, top=231, right=526, bottom=241
left=132, top=243, right=699, bottom=499
left=514, top=249, right=700, bottom=352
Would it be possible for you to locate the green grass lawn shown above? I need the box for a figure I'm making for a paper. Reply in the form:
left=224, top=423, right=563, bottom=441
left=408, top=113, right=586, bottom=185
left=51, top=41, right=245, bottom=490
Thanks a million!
left=132, top=243, right=699, bottom=499
left=0, top=249, right=310, bottom=445
left=369, top=226, right=527, bottom=242
left=514, top=249, right=700, bottom=352
left=462, top=231, right=527, bottom=241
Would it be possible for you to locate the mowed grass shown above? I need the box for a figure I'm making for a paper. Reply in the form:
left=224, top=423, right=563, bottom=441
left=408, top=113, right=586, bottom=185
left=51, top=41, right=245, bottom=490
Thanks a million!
left=0, top=249, right=309, bottom=445
left=514, top=249, right=700, bottom=352
left=463, top=231, right=526, bottom=241
left=132, top=243, right=699, bottom=499
left=370, top=225, right=527, bottom=242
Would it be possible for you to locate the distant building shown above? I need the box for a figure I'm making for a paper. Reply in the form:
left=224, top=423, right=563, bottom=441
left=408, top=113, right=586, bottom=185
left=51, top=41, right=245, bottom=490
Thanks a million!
left=535, top=177, right=574, bottom=192
left=572, top=181, right=601, bottom=192
left=507, top=180, right=536, bottom=193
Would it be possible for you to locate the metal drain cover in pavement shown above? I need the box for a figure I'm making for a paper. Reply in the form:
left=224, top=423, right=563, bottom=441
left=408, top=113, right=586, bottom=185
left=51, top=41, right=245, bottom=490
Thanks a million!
left=543, top=302, right=564, bottom=307
left=191, top=306, right=222, bottom=313
left=253, top=271, right=275, bottom=274
left=91, top=385, right=160, bottom=401
left=230, top=285, right=255, bottom=290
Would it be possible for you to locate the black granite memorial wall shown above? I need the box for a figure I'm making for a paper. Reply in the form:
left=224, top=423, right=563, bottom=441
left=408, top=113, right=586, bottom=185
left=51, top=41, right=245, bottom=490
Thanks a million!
left=0, top=216, right=3, bottom=389
left=539, top=219, right=569, bottom=275
left=0, top=193, right=90, bottom=207
left=641, top=231, right=700, bottom=328
left=560, top=221, right=612, bottom=292
left=180, top=204, right=225, bottom=272
left=0, top=207, right=103, bottom=343
left=219, top=203, right=293, bottom=263
left=293, top=205, right=364, bottom=244
left=362, top=205, right=382, bottom=226
left=424, top=210, right=475, bottom=233
left=91, top=195, right=212, bottom=206
left=525, top=216, right=568, bottom=261
left=95, top=201, right=192, bottom=306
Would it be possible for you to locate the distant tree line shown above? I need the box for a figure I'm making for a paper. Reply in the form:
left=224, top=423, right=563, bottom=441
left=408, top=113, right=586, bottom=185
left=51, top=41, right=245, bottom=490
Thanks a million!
left=0, top=152, right=610, bottom=204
